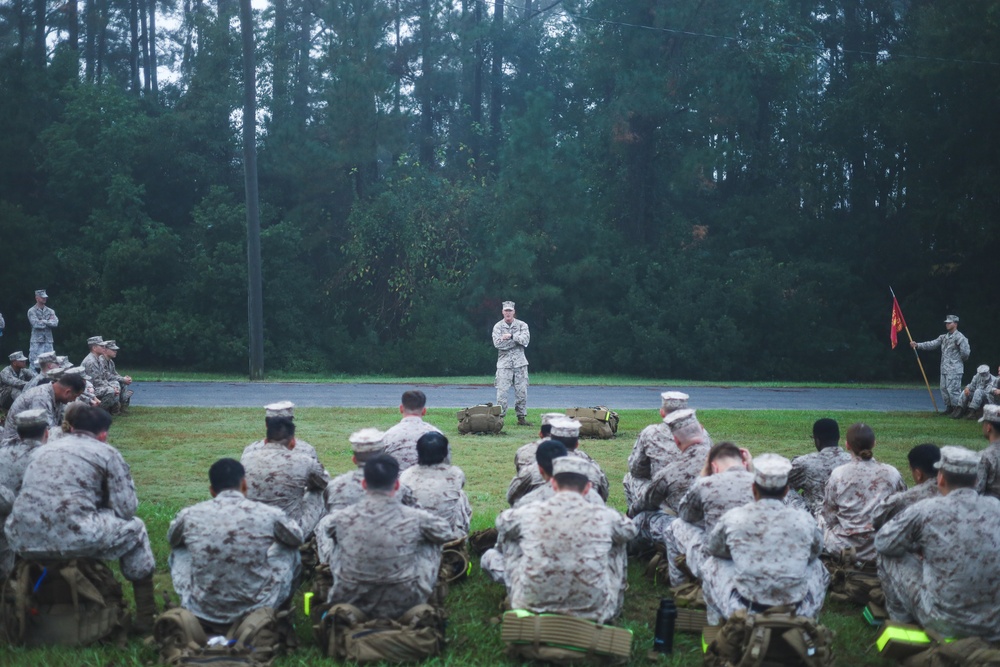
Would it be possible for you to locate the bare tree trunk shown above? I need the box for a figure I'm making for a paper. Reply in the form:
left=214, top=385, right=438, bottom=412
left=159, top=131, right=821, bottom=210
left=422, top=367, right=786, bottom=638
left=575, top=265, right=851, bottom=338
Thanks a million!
left=129, top=0, right=141, bottom=93
left=489, top=0, right=504, bottom=156
left=418, top=0, right=434, bottom=166
left=85, top=0, right=97, bottom=79
left=140, top=0, right=151, bottom=93
left=68, top=0, right=79, bottom=51
left=291, top=0, right=310, bottom=129
left=238, top=0, right=264, bottom=380
left=271, top=0, right=288, bottom=126
left=472, top=0, right=482, bottom=162
left=33, top=0, right=46, bottom=67
left=96, top=0, right=108, bottom=81
left=148, top=0, right=158, bottom=95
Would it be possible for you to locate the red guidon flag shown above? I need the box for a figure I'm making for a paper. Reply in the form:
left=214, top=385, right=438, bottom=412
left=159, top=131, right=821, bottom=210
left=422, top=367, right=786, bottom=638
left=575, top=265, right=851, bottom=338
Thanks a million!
left=890, top=297, right=907, bottom=349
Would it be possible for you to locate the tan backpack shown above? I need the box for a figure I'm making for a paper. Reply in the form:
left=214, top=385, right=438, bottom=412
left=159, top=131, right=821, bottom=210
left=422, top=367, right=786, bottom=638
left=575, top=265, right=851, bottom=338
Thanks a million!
left=902, top=637, right=1000, bottom=667
left=565, top=407, right=620, bottom=439
left=703, top=607, right=835, bottom=667
left=457, top=403, right=504, bottom=434
left=316, top=602, right=446, bottom=662
left=501, top=609, right=633, bottom=664
left=0, top=558, right=127, bottom=646
left=153, top=606, right=291, bottom=666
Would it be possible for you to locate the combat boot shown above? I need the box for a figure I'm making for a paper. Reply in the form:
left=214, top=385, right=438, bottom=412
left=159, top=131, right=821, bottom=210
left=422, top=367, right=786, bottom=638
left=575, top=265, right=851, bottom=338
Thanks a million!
left=941, top=406, right=954, bottom=416
left=966, top=408, right=983, bottom=420
left=132, top=576, right=157, bottom=635
left=517, top=416, right=533, bottom=426
left=950, top=407, right=967, bottom=419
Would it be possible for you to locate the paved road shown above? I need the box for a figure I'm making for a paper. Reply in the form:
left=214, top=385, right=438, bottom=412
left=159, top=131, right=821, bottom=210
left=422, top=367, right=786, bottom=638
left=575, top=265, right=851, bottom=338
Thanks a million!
left=133, top=382, right=935, bottom=412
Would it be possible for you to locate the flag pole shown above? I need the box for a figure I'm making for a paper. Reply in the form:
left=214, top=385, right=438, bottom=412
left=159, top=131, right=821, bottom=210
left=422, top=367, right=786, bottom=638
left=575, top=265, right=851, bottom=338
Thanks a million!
left=891, top=287, right=939, bottom=412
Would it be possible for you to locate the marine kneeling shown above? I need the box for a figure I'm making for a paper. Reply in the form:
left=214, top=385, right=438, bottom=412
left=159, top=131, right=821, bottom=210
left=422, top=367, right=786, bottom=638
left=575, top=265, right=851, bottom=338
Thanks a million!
left=498, top=455, right=637, bottom=662
left=316, top=454, right=459, bottom=661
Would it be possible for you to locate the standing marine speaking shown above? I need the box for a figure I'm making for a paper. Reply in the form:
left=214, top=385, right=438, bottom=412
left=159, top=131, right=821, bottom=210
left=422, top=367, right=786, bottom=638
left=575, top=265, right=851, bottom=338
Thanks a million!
left=493, top=301, right=531, bottom=426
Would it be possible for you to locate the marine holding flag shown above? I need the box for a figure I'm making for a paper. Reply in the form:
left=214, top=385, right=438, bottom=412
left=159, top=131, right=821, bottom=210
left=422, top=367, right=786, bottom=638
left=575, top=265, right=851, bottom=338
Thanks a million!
left=910, top=315, right=970, bottom=417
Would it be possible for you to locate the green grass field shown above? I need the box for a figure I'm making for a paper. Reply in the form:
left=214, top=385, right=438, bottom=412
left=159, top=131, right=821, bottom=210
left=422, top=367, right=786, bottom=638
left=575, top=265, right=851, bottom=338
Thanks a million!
left=0, top=407, right=987, bottom=666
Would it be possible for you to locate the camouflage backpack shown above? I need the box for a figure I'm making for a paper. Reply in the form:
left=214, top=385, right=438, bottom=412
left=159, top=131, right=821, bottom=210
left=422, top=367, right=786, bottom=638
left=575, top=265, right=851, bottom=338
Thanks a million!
left=457, top=403, right=504, bottom=434
left=823, top=549, right=884, bottom=609
left=704, top=607, right=835, bottom=667
left=153, top=606, right=292, bottom=666
left=0, top=558, right=128, bottom=647
left=901, top=637, right=1000, bottom=667
left=315, top=602, right=446, bottom=663
left=565, top=407, right=620, bottom=439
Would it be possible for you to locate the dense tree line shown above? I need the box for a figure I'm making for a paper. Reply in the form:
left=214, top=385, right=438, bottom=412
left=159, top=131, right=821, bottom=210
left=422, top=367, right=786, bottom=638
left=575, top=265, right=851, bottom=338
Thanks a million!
left=0, top=0, right=997, bottom=380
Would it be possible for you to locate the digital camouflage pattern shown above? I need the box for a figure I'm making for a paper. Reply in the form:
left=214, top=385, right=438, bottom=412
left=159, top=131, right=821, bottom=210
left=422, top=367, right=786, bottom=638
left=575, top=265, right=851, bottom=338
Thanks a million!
left=1, top=384, right=64, bottom=443
left=321, top=491, right=458, bottom=619
left=243, top=437, right=320, bottom=464
left=630, top=441, right=711, bottom=547
left=788, top=446, right=853, bottom=515
left=872, top=477, right=939, bottom=530
left=493, top=317, right=530, bottom=418
left=381, top=416, right=444, bottom=471
left=961, top=369, right=998, bottom=410
left=240, top=441, right=329, bottom=537
left=623, top=422, right=679, bottom=510
left=0, top=364, right=35, bottom=407
left=168, top=489, right=303, bottom=624
left=497, top=491, right=635, bottom=624
left=876, top=488, right=1000, bottom=641
left=976, top=442, right=1000, bottom=499
left=915, top=330, right=971, bottom=408
left=398, top=462, right=472, bottom=534
left=5, top=432, right=155, bottom=581
left=822, top=458, right=905, bottom=560
left=701, top=498, right=829, bottom=625
left=26, top=304, right=58, bottom=367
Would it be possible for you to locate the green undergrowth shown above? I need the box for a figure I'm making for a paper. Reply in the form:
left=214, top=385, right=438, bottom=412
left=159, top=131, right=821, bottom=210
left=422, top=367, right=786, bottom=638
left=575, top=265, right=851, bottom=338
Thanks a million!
left=1, top=407, right=986, bottom=665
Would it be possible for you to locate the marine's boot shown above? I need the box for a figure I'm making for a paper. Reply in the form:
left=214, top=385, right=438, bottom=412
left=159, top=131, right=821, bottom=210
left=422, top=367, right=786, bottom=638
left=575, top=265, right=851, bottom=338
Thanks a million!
left=951, top=407, right=967, bottom=419
left=517, top=416, right=532, bottom=426
left=966, top=408, right=983, bottom=420
left=132, top=576, right=157, bottom=635
left=941, top=406, right=954, bottom=416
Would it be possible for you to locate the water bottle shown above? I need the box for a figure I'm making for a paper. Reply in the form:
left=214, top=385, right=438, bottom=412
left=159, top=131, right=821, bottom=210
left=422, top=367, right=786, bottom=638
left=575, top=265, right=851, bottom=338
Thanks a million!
left=653, top=598, right=677, bottom=654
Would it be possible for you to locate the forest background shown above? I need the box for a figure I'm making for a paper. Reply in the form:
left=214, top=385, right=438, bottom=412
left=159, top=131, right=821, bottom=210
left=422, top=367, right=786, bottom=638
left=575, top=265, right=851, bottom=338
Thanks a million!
left=0, top=0, right=996, bottom=381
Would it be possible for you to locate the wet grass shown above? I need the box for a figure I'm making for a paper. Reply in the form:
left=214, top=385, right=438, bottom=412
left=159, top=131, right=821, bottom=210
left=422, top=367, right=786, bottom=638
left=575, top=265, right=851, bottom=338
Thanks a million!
left=2, top=406, right=985, bottom=665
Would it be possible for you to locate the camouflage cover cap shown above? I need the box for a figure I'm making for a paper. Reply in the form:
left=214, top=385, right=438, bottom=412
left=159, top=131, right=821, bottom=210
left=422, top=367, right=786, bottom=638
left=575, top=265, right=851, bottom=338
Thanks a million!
left=45, top=366, right=66, bottom=379
left=8, top=351, right=27, bottom=362
left=540, top=412, right=565, bottom=425
left=86, top=336, right=105, bottom=346
left=660, top=391, right=690, bottom=410
left=980, top=404, right=1000, bottom=423
left=753, top=453, right=792, bottom=490
left=16, top=408, right=49, bottom=428
left=62, top=365, right=86, bottom=376
left=349, top=427, right=385, bottom=454
left=552, top=455, right=593, bottom=477
left=549, top=417, right=581, bottom=438
left=264, top=401, right=295, bottom=418
left=59, top=357, right=73, bottom=368
left=664, top=408, right=698, bottom=432
left=34, top=289, right=48, bottom=298
left=944, top=315, right=959, bottom=323
left=103, top=340, right=120, bottom=350
left=934, top=446, right=980, bottom=476
left=977, top=364, right=990, bottom=375
left=502, top=301, right=515, bottom=311
left=36, top=351, right=57, bottom=365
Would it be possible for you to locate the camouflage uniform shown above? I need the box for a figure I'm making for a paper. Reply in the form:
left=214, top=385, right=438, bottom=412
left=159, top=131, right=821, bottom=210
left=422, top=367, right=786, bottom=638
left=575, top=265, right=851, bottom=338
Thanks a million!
left=976, top=442, right=1000, bottom=499
left=872, top=478, right=939, bottom=530
left=1, top=384, right=64, bottom=443
left=82, top=351, right=117, bottom=411
left=0, top=365, right=35, bottom=409
left=822, top=458, right=906, bottom=560
left=665, top=468, right=807, bottom=585
left=623, top=423, right=713, bottom=511
left=240, top=441, right=329, bottom=538
left=0, top=433, right=44, bottom=579
left=5, top=433, right=155, bottom=581
left=482, top=480, right=604, bottom=584
left=498, top=491, right=635, bottom=623
left=493, top=317, right=530, bottom=419
left=26, top=304, right=58, bottom=367
left=876, top=489, right=1000, bottom=641
left=701, top=499, right=829, bottom=625
left=960, top=368, right=998, bottom=411
left=321, top=491, right=458, bottom=619
left=381, top=416, right=444, bottom=471
left=630, top=441, right=711, bottom=548
left=915, top=330, right=970, bottom=409
left=788, top=446, right=853, bottom=515
left=317, top=471, right=418, bottom=564
left=168, top=489, right=303, bottom=624
left=398, top=462, right=472, bottom=534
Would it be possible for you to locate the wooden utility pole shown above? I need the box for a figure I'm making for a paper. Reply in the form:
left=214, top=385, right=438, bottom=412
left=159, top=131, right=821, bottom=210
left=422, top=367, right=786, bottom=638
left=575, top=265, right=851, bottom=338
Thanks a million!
left=239, top=0, right=264, bottom=380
